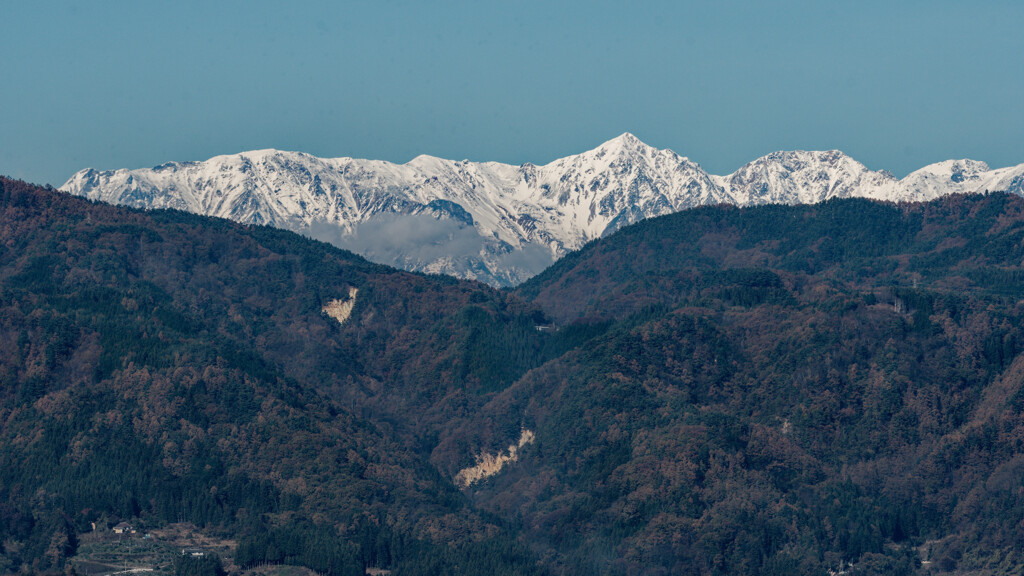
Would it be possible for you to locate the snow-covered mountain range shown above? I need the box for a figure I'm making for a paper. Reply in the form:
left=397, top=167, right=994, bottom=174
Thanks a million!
left=61, top=134, right=1024, bottom=285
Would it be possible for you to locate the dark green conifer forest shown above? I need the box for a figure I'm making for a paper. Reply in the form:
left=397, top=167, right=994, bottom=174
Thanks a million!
left=3, top=176, right=1024, bottom=575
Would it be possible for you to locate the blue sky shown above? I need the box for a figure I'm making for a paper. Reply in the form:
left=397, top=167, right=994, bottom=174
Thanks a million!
left=2, top=0, right=1023, bottom=186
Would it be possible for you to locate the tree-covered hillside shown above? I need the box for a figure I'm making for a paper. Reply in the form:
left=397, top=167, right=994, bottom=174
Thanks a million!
left=478, top=194, right=1024, bottom=574
left=4, top=176, right=1024, bottom=575
left=0, top=177, right=549, bottom=575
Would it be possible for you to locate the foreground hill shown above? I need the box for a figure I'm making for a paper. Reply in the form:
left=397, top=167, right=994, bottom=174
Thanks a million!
left=0, top=177, right=553, bottom=575
left=61, top=135, right=1024, bottom=286
left=479, top=194, right=1024, bottom=574
left=6, top=176, right=1024, bottom=575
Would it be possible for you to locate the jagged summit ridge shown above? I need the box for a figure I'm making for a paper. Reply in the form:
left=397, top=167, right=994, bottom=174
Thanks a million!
left=61, top=135, right=1024, bottom=285
left=715, top=150, right=900, bottom=205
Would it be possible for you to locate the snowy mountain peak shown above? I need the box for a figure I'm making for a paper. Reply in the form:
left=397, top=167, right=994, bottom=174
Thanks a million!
left=900, top=158, right=1023, bottom=201
left=717, top=149, right=901, bottom=206
left=748, top=149, right=865, bottom=171
left=599, top=131, right=644, bottom=150
left=572, top=132, right=666, bottom=164
left=61, top=137, right=1024, bottom=286
left=908, top=159, right=992, bottom=182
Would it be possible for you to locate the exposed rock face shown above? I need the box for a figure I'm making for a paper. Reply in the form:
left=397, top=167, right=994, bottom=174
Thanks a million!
left=454, top=429, right=536, bottom=488
left=322, top=287, right=358, bottom=325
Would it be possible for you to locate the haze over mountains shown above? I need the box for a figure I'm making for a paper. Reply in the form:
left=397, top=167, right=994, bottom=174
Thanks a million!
left=62, top=134, right=1024, bottom=285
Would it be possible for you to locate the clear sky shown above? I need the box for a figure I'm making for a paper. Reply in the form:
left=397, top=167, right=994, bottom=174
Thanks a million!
left=2, top=0, right=1023, bottom=186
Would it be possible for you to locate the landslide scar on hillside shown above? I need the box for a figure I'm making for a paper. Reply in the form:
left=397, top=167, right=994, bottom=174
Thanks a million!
left=322, top=286, right=358, bottom=325
left=455, top=429, right=535, bottom=488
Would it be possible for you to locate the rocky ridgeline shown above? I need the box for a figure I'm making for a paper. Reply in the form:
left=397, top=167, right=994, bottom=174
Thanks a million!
left=62, top=134, right=1024, bottom=285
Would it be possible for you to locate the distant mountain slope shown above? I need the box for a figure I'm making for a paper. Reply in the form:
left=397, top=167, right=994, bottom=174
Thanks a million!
left=62, top=135, right=1024, bottom=286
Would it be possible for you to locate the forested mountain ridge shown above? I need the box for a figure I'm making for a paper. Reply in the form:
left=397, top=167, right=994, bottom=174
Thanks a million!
left=6, top=175, right=1024, bottom=575
left=517, top=192, right=1024, bottom=321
